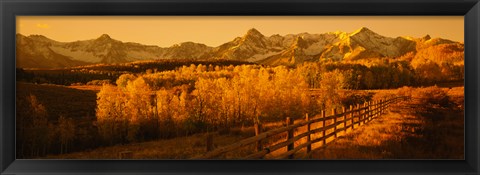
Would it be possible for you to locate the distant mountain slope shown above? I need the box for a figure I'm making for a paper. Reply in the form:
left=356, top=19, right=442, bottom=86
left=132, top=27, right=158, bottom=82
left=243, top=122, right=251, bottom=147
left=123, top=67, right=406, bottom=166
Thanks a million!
left=17, top=34, right=212, bottom=68
left=258, top=27, right=461, bottom=66
left=200, top=28, right=281, bottom=62
left=16, top=27, right=463, bottom=68
left=318, top=27, right=417, bottom=61
left=16, top=34, right=89, bottom=68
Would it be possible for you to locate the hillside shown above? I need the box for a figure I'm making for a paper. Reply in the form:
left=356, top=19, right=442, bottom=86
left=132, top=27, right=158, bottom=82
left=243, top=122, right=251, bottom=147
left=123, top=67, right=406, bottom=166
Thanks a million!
left=16, top=34, right=213, bottom=68
left=41, top=87, right=464, bottom=159
left=17, top=59, right=255, bottom=86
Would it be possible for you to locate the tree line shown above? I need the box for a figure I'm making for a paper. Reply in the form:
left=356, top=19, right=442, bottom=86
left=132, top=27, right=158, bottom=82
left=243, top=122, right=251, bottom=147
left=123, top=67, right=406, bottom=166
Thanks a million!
left=94, top=55, right=464, bottom=145
left=16, top=46, right=464, bottom=157
left=95, top=65, right=338, bottom=144
left=16, top=94, right=77, bottom=158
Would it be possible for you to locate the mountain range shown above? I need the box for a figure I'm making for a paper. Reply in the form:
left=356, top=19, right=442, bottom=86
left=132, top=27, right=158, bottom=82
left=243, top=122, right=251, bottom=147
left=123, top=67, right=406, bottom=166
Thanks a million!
left=16, top=27, right=462, bottom=68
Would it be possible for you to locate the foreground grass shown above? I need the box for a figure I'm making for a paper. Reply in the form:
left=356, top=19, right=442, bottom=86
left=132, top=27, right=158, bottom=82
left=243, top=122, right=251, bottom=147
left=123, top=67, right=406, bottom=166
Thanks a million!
left=38, top=85, right=464, bottom=159
left=16, top=82, right=99, bottom=120
left=311, top=88, right=464, bottom=159
left=45, top=132, right=256, bottom=159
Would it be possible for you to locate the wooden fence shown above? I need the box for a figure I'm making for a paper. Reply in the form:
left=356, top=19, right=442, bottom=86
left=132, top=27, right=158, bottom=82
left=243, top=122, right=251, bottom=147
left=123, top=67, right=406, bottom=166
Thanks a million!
left=192, top=96, right=407, bottom=159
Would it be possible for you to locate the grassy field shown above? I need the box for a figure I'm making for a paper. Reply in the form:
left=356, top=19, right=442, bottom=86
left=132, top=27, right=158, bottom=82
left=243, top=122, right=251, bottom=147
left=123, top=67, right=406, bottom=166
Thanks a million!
left=44, top=128, right=262, bottom=159
left=19, top=82, right=463, bottom=159
left=16, top=82, right=102, bottom=155
left=16, top=82, right=99, bottom=121
left=311, top=87, right=464, bottom=159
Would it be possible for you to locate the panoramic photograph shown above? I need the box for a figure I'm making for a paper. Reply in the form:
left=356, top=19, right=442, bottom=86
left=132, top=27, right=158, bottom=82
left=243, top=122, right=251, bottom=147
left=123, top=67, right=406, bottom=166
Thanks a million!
left=16, top=16, right=464, bottom=159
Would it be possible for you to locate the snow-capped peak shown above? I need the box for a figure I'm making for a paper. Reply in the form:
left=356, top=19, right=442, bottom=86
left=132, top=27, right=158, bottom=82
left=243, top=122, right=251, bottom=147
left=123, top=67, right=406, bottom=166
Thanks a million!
left=244, top=28, right=264, bottom=38
left=97, top=34, right=113, bottom=41
left=349, top=27, right=378, bottom=37
left=422, top=34, right=431, bottom=41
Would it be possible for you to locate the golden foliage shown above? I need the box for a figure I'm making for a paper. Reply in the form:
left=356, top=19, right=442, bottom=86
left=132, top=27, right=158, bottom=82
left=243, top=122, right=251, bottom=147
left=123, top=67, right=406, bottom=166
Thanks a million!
left=95, top=64, right=337, bottom=144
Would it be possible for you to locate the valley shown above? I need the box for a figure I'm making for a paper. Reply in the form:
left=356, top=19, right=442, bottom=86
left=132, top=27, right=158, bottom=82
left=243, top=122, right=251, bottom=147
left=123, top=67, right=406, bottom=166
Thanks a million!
left=15, top=26, right=464, bottom=159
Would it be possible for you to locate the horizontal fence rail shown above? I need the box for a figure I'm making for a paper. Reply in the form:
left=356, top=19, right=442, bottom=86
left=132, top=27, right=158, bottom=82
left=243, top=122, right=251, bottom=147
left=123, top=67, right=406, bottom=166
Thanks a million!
left=192, top=96, right=408, bottom=159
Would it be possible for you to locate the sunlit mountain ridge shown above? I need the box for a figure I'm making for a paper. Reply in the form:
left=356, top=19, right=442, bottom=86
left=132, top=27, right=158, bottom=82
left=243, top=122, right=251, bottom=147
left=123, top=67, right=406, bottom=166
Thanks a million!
left=16, top=27, right=463, bottom=68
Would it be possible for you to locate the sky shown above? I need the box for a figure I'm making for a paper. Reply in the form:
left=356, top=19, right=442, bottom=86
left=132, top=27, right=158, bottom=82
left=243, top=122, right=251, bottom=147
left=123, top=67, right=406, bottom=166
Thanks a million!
left=17, top=16, right=464, bottom=47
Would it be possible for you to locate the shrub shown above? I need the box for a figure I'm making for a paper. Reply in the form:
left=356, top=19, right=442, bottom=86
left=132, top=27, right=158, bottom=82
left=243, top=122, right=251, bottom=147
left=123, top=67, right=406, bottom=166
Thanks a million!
left=372, top=91, right=396, bottom=101
left=396, top=86, right=414, bottom=98
left=412, top=86, right=451, bottom=109
left=340, top=93, right=372, bottom=108
left=86, top=79, right=111, bottom=86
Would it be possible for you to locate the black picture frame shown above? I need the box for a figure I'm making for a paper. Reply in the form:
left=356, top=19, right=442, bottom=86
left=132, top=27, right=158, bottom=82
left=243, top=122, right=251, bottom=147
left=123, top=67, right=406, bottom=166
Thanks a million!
left=1, top=0, right=479, bottom=174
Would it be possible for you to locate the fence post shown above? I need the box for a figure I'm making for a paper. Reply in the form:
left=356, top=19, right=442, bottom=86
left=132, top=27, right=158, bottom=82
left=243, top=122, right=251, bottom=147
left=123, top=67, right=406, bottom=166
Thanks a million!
left=357, top=104, right=361, bottom=127
left=332, top=108, right=337, bottom=139
left=361, top=103, right=365, bottom=125
left=381, top=99, right=384, bottom=114
left=386, top=98, right=389, bottom=109
left=206, top=134, right=214, bottom=152
left=384, top=98, right=387, bottom=114
left=119, top=151, right=133, bottom=159
left=385, top=98, right=389, bottom=110
left=387, top=98, right=390, bottom=111
left=333, top=108, right=337, bottom=139
left=286, top=117, right=294, bottom=159
left=372, top=101, right=375, bottom=118
left=379, top=99, right=382, bottom=115
left=350, top=105, right=354, bottom=130
left=377, top=100, right=380, bottom=117
left=321, top=110, right=326, bottom=146
left=367, top=101, right=373, bottom=121
left=378, top=100, right=381, bottom=116
left=387, top=98, right=390, bottom=112
left=254, top=123, right=262, bottom=153
left=342, top=106, right=347, bottom=134
left=384, top=99, right=387, bottom=113
left=363, top=102, right=368, bottom=124
left=305, top=114, right=311, bottom=156
left=358, top=104, right=362, bottom=126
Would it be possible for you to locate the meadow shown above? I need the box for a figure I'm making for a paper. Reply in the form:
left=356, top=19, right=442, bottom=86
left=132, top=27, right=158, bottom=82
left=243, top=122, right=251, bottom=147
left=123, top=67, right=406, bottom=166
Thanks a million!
left=16, top=59, right=464, bottom=159
left=313, top=87, right=464, bottom=159
left=35, top=86, right=462, bottom=159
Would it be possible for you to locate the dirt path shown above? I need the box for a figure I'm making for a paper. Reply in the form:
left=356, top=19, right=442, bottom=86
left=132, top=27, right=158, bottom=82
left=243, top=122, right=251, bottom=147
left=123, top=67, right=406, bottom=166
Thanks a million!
left=310, top=100, right=464, bottom=159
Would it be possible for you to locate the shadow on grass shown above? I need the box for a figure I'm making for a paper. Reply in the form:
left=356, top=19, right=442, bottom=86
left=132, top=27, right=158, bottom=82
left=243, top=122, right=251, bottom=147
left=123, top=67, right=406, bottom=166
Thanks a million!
left=311, top=98, right=464, bottom=159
